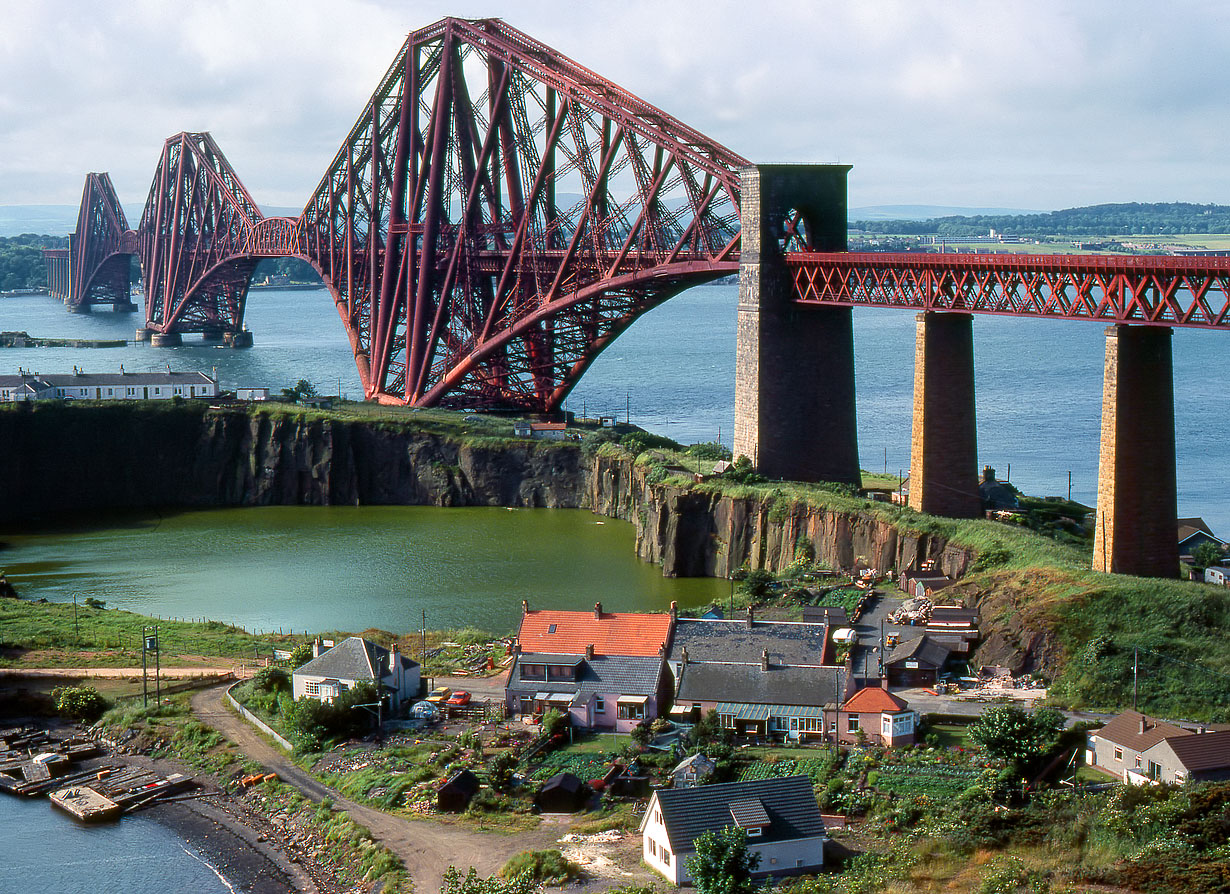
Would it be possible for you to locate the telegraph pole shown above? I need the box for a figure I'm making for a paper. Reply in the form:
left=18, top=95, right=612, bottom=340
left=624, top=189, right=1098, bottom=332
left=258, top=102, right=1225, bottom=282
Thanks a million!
left=1133, top=647, right=1139, bottom=710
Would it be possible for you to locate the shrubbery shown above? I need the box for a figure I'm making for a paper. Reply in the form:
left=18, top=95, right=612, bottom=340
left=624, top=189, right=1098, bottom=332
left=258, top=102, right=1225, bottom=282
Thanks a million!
left=282, top=680, right=379, bottom=752
left=498, top=849, right=580, bottom=885
left=52, top=685, right=108, bottom=722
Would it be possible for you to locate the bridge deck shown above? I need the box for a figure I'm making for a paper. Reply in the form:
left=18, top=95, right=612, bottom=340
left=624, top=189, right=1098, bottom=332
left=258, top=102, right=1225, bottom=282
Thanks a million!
left=788, top=251, right=1230, bottom=329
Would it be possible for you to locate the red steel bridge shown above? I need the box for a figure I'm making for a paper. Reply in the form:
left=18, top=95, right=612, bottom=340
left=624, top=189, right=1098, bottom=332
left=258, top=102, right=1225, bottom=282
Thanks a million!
left=44, top=16, right=1230, bottom=413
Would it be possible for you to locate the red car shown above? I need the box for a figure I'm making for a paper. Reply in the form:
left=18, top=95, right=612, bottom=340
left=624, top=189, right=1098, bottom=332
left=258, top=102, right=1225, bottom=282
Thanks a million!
left=446, top=690, right=471, bottom=706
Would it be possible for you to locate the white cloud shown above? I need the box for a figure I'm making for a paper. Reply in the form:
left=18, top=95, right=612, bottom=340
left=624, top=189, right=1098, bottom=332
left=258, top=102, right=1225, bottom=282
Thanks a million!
left=2, top=0, right=1228, bottom=210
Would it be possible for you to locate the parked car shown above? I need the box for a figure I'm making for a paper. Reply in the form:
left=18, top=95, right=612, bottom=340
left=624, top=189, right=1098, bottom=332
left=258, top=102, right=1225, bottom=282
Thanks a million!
left=446, top=690, right=471, bottom=706
left=426, top=686, right=452, bottom=705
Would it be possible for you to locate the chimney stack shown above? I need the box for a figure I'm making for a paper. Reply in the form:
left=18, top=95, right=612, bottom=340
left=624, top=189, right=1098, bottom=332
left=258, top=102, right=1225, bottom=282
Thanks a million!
left=670, top=601, right=678, bottom=622
left=761, top=648, right=769, bottom=671
left=746, top=606, right=754, bottom=628
left=1139, top=716, right=1148, bottom=735
left=594, top=602, right=602, bottom=619
left=585, top=644, right=595, bottom=660
left=681, top=647, right=689, bottom=666
left=312, top=637, right=323, bottom=658
left=521, top=599, right=529, bottom=615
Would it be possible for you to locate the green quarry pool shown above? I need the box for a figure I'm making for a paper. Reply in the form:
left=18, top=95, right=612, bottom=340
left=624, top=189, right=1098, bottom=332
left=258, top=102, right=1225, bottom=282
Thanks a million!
left=0, top=506, right=727, bottom=635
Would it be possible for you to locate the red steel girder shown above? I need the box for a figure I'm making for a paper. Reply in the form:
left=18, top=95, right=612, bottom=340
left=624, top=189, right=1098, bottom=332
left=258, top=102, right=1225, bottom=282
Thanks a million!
left=65, top=173, right=138, bottom=309
left=301, top=17, right=746, bottom=409
left=788, top=251, right=1230, bottom=330
left=137, top=132, right=305, bottom=335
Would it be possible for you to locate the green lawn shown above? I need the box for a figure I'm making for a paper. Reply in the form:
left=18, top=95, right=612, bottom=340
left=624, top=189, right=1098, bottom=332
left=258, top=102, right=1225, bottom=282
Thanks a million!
left=930, top=723, right=974, bottom=749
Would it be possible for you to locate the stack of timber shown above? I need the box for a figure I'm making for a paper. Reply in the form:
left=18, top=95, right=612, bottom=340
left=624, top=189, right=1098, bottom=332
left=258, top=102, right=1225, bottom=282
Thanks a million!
left=50, top=766, right=192, bottom=821
left=0, top=729, right=108, bottom=797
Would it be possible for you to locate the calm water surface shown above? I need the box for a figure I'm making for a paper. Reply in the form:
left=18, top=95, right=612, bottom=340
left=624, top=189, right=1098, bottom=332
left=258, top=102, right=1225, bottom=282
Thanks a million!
left=0, top=796, right=231, bottom=894
left=1, top=507, right=728, bottom=634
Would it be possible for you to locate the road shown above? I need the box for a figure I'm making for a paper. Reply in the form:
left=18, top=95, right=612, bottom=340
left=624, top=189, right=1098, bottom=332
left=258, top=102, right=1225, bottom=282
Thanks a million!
left=190, top=684, right=562, bottom=893
left=0, top=666, right=236, bottom=677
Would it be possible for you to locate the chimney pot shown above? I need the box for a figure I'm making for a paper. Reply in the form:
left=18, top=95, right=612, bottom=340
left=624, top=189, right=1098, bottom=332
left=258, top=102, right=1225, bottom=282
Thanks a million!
left=585, top=644, right=594, bottom=660
left=594, top=602, right=602, bottom=619
left=761, top=648, right=769, bottom=671
left=521, top=599, right=529, bottom=615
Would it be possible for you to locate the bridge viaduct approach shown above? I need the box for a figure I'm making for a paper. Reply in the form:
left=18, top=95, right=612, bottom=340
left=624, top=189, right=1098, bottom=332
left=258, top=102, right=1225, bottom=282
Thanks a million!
left=43, top=17, right=1230, bottom=580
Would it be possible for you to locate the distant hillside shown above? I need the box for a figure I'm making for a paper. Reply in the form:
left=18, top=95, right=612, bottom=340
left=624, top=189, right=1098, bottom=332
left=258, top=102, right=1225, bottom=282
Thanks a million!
left=849, top=204, right=1045, bottom=222
left=853, top=202, right=1230, bottom=236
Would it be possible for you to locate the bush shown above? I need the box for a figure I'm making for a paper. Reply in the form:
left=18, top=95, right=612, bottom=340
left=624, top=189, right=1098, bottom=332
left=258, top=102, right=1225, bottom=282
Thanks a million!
left=52, top=685, right=107, bottom=722
left=687, top=442, right=732, bottom=462
left=252, top=666, right=290, bottom=694
left=282, top=681, right=379, bottom=752
left=620, top=431, right=681, bottom=454
left=499, top=850, right=580, bottom=885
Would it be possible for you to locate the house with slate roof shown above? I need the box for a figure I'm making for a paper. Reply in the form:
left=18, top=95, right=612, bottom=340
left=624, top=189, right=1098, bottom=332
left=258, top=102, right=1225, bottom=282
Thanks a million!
left=667, top=614, right=848, bottom=742
left=882, top=635, right=951, bottom=687
left=504, top=601, right=673, bottom=731
left=1087, top=710, right=1230, bottom=784
left=640, top=776, right=826, bottom=885
left=293, top=636, right=420, bottom=714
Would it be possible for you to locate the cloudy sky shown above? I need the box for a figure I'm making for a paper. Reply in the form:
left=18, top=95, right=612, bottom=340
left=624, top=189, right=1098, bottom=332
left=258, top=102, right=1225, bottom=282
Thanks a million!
left=2, top=0, right=1226, bottom=212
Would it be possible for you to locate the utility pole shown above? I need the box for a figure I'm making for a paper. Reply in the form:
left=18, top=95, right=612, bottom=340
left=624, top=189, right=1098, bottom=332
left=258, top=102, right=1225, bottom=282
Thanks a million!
left=73, top=594, right=78, bottom=648
left=625, top=391, right=630, bottom=425
left=142, top=627, right=148, bottom=707
left=421, top=609, right=427, bottom=661
left=1068, top=470, right=1072, bottom=502
left=1133, top=647, right=1139, bottom=710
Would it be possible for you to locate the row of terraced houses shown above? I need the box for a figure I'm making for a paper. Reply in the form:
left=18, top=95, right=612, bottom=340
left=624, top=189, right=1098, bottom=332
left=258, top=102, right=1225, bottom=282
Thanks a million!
left=502, top=601, right=916, bottom=747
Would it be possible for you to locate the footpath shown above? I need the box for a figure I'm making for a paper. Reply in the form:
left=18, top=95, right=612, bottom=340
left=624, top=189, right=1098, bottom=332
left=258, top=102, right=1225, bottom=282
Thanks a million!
left=190, top=684, right=563, bottom=893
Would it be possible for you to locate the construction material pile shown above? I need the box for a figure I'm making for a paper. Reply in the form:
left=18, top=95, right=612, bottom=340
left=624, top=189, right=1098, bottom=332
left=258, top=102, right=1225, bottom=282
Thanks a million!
left=888, top=596, right=933, bottom=626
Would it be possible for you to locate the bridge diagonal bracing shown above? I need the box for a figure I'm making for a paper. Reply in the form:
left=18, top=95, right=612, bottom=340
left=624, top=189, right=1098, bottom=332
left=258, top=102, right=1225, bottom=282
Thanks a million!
left=787, top=252, right=1230, bottom=330
left=300, top=17, right=747, bottom=407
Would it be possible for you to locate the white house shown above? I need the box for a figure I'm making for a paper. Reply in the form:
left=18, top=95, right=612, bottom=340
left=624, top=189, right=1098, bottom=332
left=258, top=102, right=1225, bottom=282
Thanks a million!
left=292, top=636, right=420, bottom=714
left=236, top=386, right=270, bottom=401
left=0, top=369, right=218, bottom=402
left=640, top=776, right=826, bottom=886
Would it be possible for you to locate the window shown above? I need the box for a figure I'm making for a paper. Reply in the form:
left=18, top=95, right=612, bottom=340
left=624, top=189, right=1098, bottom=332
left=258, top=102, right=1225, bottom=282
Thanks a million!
left=1148, top=761, right=1162, bottom=781
left=547, top=623, right=557, bottom=633
left=618, top=702, right=645, bottom=720
left=521, top=664, right=545, bottom=681
left=594, top=695, right=605, bottom=714
left=1135, top=756, right=1142, bottom=769
left=746, top=827, right=762, bottom=838
left=547, top=664, right=575, bottom=681
left=1176, top=770, right=1187, bottom=784
left=661, top=848, right=670, bottom=866
left=719, top=713, right=735, bottom=729
left=305, top=681, right=319, bottom=696
left=828, top=720, right=837, bottom=733
left=1114, top=747, right=1123, bottom=762
left=847, top=716, right=860, bottom=733
left=648, top=839, right=657, bottom=858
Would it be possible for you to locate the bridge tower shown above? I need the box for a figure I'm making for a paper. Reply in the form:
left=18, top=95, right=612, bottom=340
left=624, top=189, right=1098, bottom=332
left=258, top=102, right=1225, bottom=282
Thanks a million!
left=733, top=164, right=859, bottom=484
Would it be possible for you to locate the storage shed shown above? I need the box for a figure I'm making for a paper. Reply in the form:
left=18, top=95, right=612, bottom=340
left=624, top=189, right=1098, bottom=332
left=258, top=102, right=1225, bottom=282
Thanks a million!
left=534, top=772, right=590, bottom=813
left=437, top=769, right=481, bottom=813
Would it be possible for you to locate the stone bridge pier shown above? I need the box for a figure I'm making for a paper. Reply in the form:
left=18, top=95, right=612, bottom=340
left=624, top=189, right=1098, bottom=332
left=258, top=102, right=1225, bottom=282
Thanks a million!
left=733, top=164, right=859, bottom=485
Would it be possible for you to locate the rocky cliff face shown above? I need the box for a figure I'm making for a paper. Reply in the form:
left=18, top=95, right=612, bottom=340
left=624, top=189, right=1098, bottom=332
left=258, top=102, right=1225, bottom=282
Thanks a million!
left=0, top=405, right=973, bottom=583
left=590, top=452, right=974, bottom=580
left=0, top=406, right=587, bottom=522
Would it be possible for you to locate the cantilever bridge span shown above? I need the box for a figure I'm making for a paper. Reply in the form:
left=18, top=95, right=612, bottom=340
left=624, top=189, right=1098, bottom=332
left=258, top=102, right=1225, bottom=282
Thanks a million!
left=43, top=18, right=1226, bottom=580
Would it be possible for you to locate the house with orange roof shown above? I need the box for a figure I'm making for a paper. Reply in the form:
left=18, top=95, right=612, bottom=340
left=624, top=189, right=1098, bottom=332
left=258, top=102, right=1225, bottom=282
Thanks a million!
left=838, top=684, right=915, bottom=746
left=504, top=601, right=674, bottom=731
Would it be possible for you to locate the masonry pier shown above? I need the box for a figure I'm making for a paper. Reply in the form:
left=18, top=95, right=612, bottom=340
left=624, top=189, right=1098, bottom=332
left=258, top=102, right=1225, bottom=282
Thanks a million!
left=733, top=164, right=859, bottom=484
left=908, top=312, right=980, bottom=518
left=1092, top=325, right=1179, bottom=577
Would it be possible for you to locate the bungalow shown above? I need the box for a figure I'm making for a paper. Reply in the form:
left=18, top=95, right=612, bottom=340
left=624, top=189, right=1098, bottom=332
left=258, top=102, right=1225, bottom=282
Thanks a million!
left=292, top=636, right=420, bottom=714
left=641, top=776, right=827, bottom=885
left=504, top=601, right=673, bottom=731
left=673, top=658, right=848, bottom=742
left=1087, top=710, right=1230, bottom=784
left=1178, top=517, right=1227, bottom=559
left=667, top=613, right=835, bottom=682
left=838, top=684, right=916, bottom=746
left=882, top=635, right=951, bottom=687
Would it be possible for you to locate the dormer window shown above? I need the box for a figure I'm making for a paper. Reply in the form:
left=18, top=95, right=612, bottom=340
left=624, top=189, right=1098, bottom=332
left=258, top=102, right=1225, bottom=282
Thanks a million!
left=729, top=798, right=770, bottom=839
left=548, top=623, right=557, bottom=633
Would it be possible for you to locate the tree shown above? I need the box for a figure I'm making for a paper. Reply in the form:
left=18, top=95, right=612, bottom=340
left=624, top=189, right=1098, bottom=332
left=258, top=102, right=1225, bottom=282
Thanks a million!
left=968, top=705, right=1066, bottom=774
left=686, top=827, right=761, bottom=894
left=488, top=750, right=519, bottom=792
left=1192, top=542, right=1224, bottom=571
left=52, top=685, right=108, bottom=722
left=739, top=569, right=775, bottom=600
left=288, top=642, right=314, bottom=668
left=279, top=379, right=318, bottom=402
